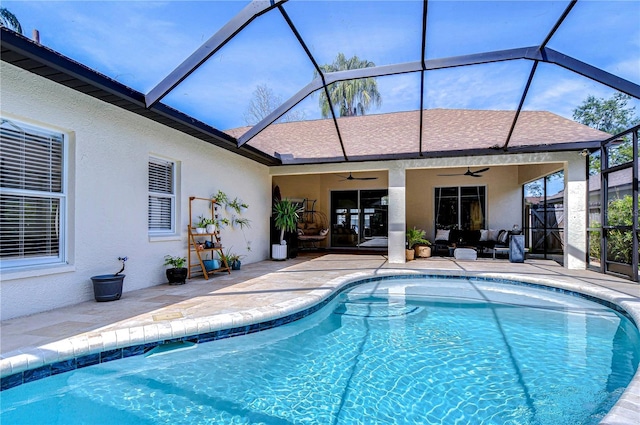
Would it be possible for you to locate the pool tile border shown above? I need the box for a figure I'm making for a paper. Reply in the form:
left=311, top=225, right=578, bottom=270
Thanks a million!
left=2, top=272, right=637, bottom=395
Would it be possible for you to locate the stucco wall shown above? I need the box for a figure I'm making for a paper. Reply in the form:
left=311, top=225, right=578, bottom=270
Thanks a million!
left=0, top=63, right=270, bottom=320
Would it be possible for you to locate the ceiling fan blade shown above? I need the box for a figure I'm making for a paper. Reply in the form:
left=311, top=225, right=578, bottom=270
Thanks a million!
left=440, top=166, right=490, bottom=177
left=338, top=172, right=378, bottom=181
left=437, top=173, right=465, bottom=176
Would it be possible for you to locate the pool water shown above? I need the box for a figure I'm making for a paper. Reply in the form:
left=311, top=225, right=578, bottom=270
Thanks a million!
left=1, top=277, right=639, bottom=424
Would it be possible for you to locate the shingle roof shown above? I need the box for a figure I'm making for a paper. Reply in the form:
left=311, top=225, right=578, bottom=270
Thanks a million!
left=226, top=109, right=610, bottom=162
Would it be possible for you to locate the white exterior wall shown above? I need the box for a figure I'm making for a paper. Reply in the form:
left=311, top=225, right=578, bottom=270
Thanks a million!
left=0, top=63, right=271, bottom=320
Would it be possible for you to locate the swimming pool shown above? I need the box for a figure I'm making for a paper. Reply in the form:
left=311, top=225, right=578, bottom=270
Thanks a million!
left=1, top=276, right=638, bottom=424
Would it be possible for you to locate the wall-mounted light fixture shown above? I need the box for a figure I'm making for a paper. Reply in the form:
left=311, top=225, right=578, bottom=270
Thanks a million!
left=579, top=149, right=589, bottom=157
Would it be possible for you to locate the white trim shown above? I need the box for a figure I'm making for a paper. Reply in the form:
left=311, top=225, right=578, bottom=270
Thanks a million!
left=0, top=118, right=68, bottom=270
left=148, top=155, right=178, bottom=236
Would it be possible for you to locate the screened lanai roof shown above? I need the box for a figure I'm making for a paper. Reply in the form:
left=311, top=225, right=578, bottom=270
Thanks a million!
left=2, top=0, right=639, bottom=165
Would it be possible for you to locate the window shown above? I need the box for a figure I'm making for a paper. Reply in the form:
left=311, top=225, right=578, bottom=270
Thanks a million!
left=435, top=186, right=486, bottom=230
left=0, top=118, right=66, bottom=268
left=148, top=157, right=176, bottom=234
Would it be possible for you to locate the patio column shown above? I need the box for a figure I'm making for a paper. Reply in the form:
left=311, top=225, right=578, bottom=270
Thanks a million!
left=565, top=156, right=588, bottom=269
left=388, top=165, right=406, bottom=263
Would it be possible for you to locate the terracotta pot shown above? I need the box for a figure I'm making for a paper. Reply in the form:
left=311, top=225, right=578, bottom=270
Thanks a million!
left=406, top=249, right=415, bottom=261
left=415, top=245, right=432, bottom=258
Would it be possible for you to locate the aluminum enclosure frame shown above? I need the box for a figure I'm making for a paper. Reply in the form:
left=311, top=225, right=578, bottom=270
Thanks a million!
left=145, top=0, right=640, bottom=163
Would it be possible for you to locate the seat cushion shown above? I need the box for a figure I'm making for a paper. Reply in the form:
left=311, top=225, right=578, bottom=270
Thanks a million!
left=435, top=229, right=450, bottom=241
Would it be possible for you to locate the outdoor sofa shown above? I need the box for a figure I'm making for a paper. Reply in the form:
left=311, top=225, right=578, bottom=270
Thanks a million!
left=434, top=228, right=512, bottom=256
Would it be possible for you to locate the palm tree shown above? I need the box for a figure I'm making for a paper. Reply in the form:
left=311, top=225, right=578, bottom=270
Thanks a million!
left=316, top=53, right=382, bottom=118
left=0, top=7, right=23, bottom=34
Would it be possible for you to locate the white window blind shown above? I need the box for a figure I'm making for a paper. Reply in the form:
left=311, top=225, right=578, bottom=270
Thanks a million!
left=0, top=119, right=65, bottom=267
left=148, top=157, right=175, bottom=233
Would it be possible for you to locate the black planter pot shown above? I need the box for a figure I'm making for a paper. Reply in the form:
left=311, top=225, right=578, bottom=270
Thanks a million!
left=231, top=260, right=241, bottom=270
left=91, top=274, right=124, bottom=302
left=166, top=268, right=188, bottom=285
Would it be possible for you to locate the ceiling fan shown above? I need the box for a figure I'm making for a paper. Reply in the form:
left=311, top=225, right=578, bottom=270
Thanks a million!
left=438, top=167, right=490, bottom=178
left=338, top=172, right=378, bottom=181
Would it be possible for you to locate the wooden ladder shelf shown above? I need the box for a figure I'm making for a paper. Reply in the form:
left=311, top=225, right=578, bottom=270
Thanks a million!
left=187, top=196, right=231, bottom=279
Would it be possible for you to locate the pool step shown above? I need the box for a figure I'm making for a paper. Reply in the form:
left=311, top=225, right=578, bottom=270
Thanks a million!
left=334, top=300, right=420, bottom=318
left=144, top=341, right=197, bottom=358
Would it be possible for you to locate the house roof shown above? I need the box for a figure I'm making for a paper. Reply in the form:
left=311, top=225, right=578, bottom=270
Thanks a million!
left=226, top=109, right=611, bottom=164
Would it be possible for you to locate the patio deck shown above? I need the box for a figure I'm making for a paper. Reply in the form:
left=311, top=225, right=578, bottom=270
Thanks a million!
left=1, top=253, right=639, bottom=423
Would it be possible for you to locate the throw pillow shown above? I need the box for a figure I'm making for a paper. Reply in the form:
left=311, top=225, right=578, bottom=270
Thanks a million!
left=297, top=228, right=304, bottom=236
left=435, top=229, right=450, bottom=241
left=498, top=230, right=509, bottom=244
left=489, top=229, right=500, bottom=241
left=479, top=229, right=489, bottom=241
left=319, top=228, right=329, bottom=236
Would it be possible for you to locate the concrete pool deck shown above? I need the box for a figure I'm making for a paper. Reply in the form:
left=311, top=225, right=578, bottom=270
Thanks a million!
left=1, top=253, right=639, bottom=423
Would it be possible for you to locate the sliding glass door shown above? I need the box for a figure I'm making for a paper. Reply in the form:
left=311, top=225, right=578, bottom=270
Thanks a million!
left=331, top=190, right=388, bottom=248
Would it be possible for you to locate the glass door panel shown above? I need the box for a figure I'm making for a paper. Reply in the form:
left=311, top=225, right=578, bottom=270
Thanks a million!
left=331, top=190, right=388, bottom=248
left=434, top=187, right=458, bottom=229
left=331, top=191, right=359, bottom=247
left=545, top=172, right=564, bottom=255
left=587, top=151, right=602, bottom=269
left=460, top=186, right=486, bottom=230
left=523, top=171, right=564, bottom=260
left=359, top=190, right=388, bottom=248
left=605, top=168, right=633, bottom=274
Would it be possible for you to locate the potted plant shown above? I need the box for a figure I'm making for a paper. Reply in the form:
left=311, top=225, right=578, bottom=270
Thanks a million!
left=409, top=227, right=432, bottom=258
left=272, top=198, right=302, bottom=260
left=221, top=248, right=244, bottom=270
left=91, top=256, right=127, bottom=301
left=163, top=255, right=187, bottom=285
left=201, top=217, right=216, bottom=234
left=211, top=191, right=252, bottom=251
left=194, top=215, right=207, bottom=234
left=406, top=227, right=430, bottom=261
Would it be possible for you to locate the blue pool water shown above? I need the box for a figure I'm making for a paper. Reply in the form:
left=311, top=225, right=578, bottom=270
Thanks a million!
left=1, top=277, right=639, bottom=424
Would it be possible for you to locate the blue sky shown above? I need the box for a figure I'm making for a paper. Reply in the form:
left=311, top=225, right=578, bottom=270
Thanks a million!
left=3, top=0, right=639, bottom=131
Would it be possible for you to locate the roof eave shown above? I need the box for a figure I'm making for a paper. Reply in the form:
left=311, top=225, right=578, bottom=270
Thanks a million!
left=274, top=140, right=604, bottom=165
left=0, top=28, right=281, bottom=167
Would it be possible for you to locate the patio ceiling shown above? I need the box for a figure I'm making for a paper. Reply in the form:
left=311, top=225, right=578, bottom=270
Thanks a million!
left=2, top=0, right=639, bottom=166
